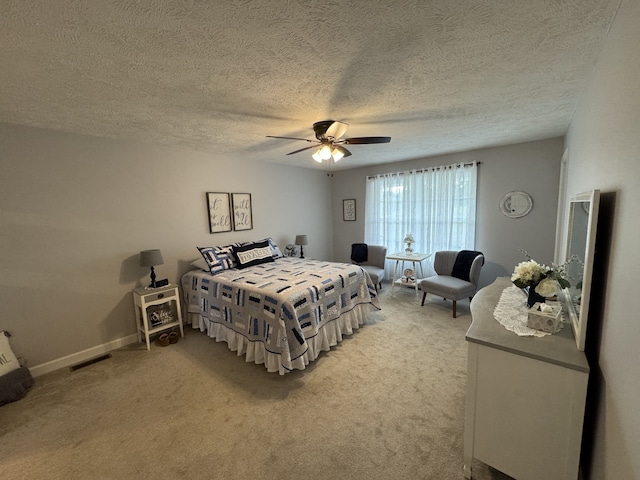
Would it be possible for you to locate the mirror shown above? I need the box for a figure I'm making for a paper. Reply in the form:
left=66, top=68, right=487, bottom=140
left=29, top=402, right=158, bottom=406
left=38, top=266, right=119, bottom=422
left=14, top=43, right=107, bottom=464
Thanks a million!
left=499, top=191, right=533, bottom=218
left=561, top=190, right=600, bottom=351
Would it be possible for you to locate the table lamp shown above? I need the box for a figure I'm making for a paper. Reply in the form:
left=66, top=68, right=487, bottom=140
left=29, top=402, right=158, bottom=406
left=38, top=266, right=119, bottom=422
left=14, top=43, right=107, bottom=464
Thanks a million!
left=403, top=233, right=415, bottom=254
left=295, top=235, right=308, bottom=259
left=140, top=249, right=164, bottom=288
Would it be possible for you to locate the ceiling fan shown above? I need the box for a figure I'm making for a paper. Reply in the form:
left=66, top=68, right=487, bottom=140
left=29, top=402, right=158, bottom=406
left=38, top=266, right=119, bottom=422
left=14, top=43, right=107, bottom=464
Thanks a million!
left=267, top=120, right=391, bottom=163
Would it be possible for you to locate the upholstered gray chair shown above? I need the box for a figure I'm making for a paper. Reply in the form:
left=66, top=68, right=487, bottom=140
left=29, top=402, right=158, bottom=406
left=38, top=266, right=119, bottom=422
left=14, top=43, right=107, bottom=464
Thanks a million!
left=351, top=244, right=387, bottom=291
left=420, top=250, right=484, bottom=318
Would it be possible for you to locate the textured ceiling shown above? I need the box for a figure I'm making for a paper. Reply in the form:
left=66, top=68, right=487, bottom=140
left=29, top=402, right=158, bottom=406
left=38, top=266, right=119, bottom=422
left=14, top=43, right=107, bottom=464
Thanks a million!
left=0, top=0, right=620, bottom=170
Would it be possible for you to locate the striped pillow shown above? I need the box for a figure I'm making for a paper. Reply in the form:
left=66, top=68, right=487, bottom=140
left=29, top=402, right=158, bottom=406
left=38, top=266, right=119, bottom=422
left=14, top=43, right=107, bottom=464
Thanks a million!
left=197, top=246, right=234, bottom=275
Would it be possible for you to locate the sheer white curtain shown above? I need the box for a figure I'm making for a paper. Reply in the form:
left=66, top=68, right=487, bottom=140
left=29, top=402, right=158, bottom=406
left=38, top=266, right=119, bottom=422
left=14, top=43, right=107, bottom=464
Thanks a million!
left=365, top=162, right=478, bottom=276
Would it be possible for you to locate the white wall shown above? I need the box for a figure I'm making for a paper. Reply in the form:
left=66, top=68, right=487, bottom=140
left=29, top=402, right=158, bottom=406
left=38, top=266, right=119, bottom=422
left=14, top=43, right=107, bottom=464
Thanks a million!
left=0, top=123, right=333, bottom=372
left=563, top=0, right=640, bottom=477
left=331, top=138, right=564, bottom=288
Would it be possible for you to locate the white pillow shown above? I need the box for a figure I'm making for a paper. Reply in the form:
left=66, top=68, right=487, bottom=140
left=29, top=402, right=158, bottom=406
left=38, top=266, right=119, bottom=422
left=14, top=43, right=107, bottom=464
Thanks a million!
left=0, top=332, right=20, bottom=376
left=190, top=257, right=210, bottom=271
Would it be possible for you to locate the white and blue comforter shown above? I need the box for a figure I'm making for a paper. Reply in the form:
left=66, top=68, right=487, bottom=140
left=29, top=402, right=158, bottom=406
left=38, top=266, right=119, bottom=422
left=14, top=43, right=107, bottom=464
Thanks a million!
left=181, top=257, right=381, bottom=373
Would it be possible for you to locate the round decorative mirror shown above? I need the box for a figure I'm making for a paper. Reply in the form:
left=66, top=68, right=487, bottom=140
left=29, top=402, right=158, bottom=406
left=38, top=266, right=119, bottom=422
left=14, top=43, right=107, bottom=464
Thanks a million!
left=499, top=191, right=533, bottom=218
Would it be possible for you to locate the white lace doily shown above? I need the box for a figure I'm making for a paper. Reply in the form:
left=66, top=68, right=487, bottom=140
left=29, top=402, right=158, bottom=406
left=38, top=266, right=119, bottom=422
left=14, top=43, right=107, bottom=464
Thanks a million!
left=493, top=285, right=564, bottom=337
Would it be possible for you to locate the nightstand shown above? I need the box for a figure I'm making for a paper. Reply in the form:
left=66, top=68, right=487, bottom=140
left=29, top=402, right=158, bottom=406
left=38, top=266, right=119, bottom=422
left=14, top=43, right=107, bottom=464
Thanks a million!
left=132, top=285, right=184, bottom=350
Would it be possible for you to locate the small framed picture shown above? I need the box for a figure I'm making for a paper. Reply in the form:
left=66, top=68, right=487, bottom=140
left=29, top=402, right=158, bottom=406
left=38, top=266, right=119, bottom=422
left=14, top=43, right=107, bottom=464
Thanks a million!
left=343, top=199, right=356, bottom=221
left=206, top=192, right=232, bottom=233
left=232, top=193, right=253, bottom=231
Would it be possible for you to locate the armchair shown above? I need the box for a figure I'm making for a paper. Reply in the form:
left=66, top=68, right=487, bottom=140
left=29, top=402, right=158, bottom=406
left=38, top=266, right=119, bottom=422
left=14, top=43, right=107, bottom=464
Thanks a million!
left=419, top=250, right=484, bottom=318
left=351, top=244, right=387, bottom=291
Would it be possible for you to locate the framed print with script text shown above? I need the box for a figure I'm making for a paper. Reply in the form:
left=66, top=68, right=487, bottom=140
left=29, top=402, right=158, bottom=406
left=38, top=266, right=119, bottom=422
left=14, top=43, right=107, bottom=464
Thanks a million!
left=206, top=192, right=232, bottom=233
left=343, top=199, right=356, bottom=221
left=232, top=193, right=253, bottom=231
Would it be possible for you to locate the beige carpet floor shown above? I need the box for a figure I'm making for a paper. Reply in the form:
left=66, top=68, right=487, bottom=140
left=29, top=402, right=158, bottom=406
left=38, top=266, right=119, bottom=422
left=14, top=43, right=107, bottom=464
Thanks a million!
left=0, top=285, right=513, bottom=480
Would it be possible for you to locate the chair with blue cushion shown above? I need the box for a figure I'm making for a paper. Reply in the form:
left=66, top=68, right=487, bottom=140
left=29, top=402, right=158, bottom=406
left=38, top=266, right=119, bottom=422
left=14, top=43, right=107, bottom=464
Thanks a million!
left=351, top=243, right=387, bottom=291
left=419, top=250, right=484, bottom=318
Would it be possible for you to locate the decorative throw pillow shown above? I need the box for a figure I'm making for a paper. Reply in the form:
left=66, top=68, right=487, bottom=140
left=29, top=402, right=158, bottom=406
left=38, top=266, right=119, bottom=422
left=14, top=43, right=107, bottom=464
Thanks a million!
left=232, top=241, right=275, bottom=269
left=266, top=238, right=284, bottom=258
left=242, top=237, right=284, bottom=259
left=0, top=332, right=20, bottom=377
left=197, top=246, right=234, bottom=275
left=0, top=366, right=34, bottom=406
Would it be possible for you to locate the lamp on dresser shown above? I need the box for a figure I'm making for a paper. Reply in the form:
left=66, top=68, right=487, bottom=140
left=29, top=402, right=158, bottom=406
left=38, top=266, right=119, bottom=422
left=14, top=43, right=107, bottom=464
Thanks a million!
left=295, top=235, right=308, bottom=259
left=140, top=249, right=164, bottom=288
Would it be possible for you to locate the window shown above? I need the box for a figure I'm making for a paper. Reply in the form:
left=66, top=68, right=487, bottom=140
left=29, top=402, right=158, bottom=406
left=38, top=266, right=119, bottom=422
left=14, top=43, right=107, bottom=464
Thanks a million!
left=365, top=163, right=478, bottom=269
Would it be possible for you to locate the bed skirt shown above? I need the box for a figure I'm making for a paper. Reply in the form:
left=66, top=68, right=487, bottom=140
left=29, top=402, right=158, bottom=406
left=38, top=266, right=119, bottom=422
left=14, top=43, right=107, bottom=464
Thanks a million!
left=187, top=303, right=372, bottom=375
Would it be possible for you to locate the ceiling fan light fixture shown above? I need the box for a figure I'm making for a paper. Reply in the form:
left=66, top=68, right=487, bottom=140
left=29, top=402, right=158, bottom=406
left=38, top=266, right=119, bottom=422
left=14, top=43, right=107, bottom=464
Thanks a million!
left=331, top=148, right=344, bottom=162
left=319, top=145, right=332, bottom=160
left=267, top=120, right=390, bottom=165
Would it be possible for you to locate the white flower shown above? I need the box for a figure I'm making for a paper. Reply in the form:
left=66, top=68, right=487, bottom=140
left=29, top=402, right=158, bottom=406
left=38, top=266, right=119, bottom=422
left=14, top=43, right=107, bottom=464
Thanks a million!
left=512, top=249, right=572, bottom=291
left=535, top=278, right=558, bottom=297
left=511, top=260, right=547, bottom=287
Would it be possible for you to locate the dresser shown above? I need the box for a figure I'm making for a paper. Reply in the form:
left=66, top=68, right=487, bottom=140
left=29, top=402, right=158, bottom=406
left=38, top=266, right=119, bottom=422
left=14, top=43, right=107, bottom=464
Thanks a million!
left=463, top=277, right=589, bottom=480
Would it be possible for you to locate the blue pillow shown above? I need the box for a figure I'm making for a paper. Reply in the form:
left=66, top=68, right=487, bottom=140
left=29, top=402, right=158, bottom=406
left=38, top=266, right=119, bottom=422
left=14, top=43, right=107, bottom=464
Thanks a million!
left=197, top=246, right=234, bottom=275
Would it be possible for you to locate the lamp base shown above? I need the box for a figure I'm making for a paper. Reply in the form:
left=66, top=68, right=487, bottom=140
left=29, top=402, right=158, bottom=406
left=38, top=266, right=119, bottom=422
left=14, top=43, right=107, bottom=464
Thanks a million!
left=148, top=266, right=157, bottom=288
left=299, top=246, right=305, bottom=259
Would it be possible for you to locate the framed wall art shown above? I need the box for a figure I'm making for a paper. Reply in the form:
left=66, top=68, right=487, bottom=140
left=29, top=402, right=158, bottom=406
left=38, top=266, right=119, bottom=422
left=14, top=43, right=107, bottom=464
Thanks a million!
left=206, top=192, right=232, bottom=233
left=343, top=199, right=356, bottom=221
left=232, top=193, right=253, bottom=231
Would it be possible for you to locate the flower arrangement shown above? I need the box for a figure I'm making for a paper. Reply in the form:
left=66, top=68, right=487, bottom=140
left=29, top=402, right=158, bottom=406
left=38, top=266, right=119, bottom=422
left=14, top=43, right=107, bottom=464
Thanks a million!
left=511, top=250, right=571, bottom=298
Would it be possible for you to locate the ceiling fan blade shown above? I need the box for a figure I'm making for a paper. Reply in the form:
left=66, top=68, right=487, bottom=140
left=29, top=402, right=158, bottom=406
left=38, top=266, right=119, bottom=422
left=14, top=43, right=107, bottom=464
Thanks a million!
left=325, top=121, right=349, bottom=140
left=266, top=135, right=314, bottom=142
left=286, top=145, right=317, bottom=155
left=343, top=136, right=391, bottom=145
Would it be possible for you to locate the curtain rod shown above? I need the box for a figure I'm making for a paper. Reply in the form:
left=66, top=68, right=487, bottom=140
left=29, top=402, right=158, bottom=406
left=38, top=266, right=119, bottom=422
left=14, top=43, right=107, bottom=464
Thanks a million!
left=366, top=161, right=480, bottom=179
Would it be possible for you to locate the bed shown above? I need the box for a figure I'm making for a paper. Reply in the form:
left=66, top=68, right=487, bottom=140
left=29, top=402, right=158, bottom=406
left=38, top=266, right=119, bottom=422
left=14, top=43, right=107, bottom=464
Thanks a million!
left=181, top=245, right=381, bottom=374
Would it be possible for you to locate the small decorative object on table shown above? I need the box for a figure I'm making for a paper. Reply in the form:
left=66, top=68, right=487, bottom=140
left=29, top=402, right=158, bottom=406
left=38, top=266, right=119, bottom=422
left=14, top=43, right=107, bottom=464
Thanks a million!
left=402, top=268, right=415, bottom=284
left=511, top=249, right=571, bottom=308
left=527, top=302, right=563, bottom=333
left=403, top=233, right=415, bottom=254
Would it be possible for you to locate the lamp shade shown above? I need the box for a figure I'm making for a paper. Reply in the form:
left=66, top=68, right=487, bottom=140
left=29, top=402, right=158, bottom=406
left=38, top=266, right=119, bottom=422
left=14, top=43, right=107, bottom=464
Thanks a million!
left=140, top=249, right=164, bottom=267
left=295, top=235, right=308, bottom=246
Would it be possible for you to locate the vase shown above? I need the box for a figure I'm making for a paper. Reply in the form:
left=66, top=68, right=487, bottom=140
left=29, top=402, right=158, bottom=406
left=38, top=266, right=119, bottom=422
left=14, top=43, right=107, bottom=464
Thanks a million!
left=527, top=284, right=546, bottom=308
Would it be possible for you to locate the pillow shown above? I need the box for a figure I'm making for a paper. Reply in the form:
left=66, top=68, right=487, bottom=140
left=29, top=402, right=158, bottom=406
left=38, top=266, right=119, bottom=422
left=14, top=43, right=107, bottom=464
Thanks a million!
left=267, top=238, right=284, bottom=258
left=242, top=237, right=284, bottom=259
left=197, top=246, right=235, bottom=275
left=0, top=332, right=20, bottom=377
left=232, top=241, right=275, bottom=269
left=190, top=257, right=210, bottom=271
left=0, top=366, right=34, bottom=406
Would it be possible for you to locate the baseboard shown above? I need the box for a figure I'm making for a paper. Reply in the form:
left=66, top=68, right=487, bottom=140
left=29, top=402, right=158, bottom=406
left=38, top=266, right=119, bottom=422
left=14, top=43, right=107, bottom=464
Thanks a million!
left=29, top=334, right=139, bottom=377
